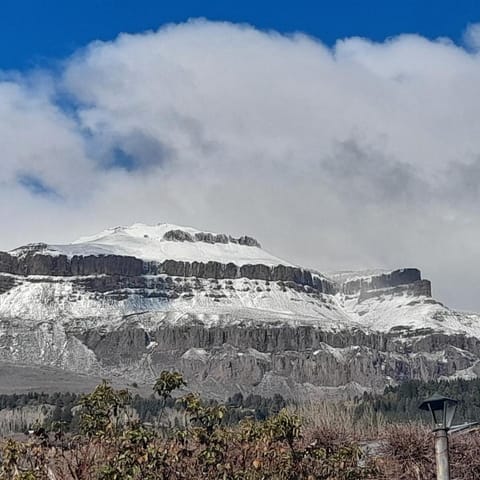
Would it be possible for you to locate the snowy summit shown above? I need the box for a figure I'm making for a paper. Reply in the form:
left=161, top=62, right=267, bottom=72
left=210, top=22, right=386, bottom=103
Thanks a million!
left=16, top=223, right=293, bottom=268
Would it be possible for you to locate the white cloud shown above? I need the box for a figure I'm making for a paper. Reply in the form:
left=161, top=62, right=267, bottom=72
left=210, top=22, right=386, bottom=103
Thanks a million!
left=1, top=19, right=480, bottom=310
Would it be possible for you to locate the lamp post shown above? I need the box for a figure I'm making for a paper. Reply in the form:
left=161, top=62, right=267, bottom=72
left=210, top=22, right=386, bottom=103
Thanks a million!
left=419, top=393, right=458, bottom=480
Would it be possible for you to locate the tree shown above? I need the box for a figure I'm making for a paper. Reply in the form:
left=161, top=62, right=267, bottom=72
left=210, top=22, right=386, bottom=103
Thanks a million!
left=78, top=380, right=131, bottom=438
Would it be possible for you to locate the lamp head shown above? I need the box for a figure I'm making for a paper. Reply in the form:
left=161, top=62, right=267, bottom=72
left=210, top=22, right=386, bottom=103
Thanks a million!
left=419, top=393, right=458, bottom=431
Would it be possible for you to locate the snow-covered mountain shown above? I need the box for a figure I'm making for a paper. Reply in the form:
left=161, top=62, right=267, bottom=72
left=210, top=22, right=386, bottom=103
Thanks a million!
left=0, top=222, right=479, bottom=399
left=47, top=223, right=292, bottom=267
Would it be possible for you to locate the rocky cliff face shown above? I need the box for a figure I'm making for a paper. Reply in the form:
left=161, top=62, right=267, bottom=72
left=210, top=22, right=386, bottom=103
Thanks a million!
left=0, top=223, right=478, bottom=399
left=0, top=250, right=144, bottom=277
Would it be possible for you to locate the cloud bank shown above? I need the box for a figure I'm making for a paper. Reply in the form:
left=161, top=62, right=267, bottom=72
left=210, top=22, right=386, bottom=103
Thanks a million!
left=1, top=19, right=480, bottom=310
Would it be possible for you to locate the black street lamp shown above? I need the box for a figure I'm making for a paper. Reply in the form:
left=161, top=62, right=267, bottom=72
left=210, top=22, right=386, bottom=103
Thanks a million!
left=419, top=393, right=458, bottom=480
left=419, top=393, right=457, bottom=480
left=419, top=393, right=478, bottom=480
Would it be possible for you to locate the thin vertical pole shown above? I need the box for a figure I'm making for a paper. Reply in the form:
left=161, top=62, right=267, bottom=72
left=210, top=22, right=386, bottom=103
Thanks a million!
left=434, top=429, right=450, bottom=480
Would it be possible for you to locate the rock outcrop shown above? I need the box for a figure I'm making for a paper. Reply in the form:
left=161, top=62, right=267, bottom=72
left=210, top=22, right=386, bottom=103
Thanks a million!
left=0, top=251, right=336, bottom=293
left=0, top=251, right=143, bottom=277
left=0, top=314, right=478, bottom=400
left=341, top=268, right=426, bottom=294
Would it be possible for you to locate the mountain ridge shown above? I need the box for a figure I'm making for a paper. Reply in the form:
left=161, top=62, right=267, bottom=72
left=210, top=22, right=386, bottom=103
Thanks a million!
left=0, top=222, right=479, bottom=399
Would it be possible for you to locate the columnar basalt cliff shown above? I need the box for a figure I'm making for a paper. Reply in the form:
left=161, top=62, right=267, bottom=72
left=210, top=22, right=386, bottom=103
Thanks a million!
left=0, top=223, right=478, bottom=399
left=0, top=251, right=144, bottom=277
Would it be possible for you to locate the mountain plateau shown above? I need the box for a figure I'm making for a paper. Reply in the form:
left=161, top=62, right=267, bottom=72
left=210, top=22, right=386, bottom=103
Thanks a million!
left=0, top=223, right=478, bottom=400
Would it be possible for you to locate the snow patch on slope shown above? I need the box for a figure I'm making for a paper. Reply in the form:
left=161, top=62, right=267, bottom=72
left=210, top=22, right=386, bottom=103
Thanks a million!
left=2, top=272, right=480, bottom=338
left=337, top=290, right=480, bottom=337
left=0, top=275, right=351, bottom=330
left=42, top=223, right=293, bottom=267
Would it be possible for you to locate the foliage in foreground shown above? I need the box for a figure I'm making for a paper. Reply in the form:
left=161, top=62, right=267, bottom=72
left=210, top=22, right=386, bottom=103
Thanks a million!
left=2, top=374, right=480, bottom=479
left=0, top=373, right=377, bottom=480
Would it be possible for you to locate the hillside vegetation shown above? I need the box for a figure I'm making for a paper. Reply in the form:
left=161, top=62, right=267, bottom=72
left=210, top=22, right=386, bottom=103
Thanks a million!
left=1, top=376, right=480, bottom=479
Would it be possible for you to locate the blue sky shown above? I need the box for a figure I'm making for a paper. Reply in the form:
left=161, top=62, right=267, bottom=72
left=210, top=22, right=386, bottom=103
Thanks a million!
left=1, top=0, right=479, bottom=70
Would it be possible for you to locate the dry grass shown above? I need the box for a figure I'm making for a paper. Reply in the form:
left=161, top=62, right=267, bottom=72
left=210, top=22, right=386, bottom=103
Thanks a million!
left=291, top=399, right=387, bottom=440
left=292, top=400, right=480, bottom=480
